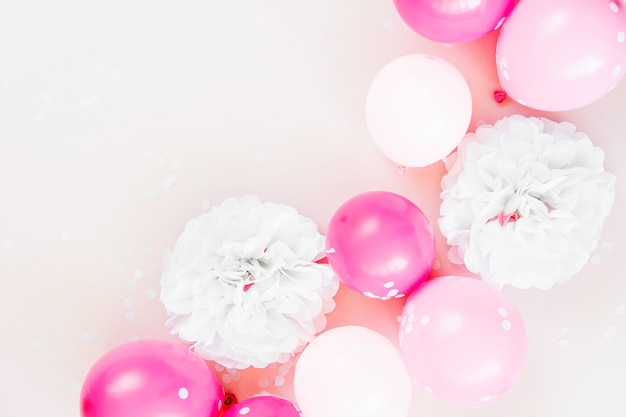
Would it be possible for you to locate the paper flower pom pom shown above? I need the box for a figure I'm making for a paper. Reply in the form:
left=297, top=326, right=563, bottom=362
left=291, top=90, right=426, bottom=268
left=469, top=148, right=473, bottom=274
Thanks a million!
left=439, top=115, right=615, bottom=289
left=160, top=195, right=339, bottom=369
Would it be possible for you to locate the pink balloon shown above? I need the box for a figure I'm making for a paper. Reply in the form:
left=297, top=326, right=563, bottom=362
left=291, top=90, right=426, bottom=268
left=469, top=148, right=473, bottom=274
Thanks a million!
left=326, top=191, right=435, bottom=299
left=365, top=54, right=472, bottom=167
left=294, top=326, right=412, bottom=417
left=80, top=340, right=224, bottom=417
left=223, top=396, right=301, bottom=417
left=399, top=276, right=528, bottom=407
left=496, top=0, right=626, bottom=111
left=394, top=0, right=516, bottom=43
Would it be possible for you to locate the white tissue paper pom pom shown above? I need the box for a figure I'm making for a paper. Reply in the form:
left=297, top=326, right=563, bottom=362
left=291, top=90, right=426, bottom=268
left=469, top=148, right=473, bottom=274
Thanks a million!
left=439, top=115, right=616, bottom=290
left=160, top=195, right=339, bottom=369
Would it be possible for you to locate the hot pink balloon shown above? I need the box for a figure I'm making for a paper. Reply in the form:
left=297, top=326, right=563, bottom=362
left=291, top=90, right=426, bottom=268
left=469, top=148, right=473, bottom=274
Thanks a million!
left=80, top=339, right=224, bottom=417
left=222, top=396, right=301, bottom=417
left=294, top=326, right=412, bottom=417
left=365, top=54, right=472, bottom=167
left=496, top=0, right=626, bottom=111
left=326, top=191, right=435, bottom=299
left=399, top=276, right=528, bottom=407
left=394, top=0, right=516, bottom=43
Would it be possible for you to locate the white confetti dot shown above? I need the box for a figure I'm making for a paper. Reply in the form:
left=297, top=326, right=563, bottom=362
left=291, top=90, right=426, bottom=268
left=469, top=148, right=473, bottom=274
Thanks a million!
left=129, top=335, right=139, bottom=341
left=481, top=395, right=492, bottom=403
left=221, top=374, right=233, bottom=384
left=614, top=65, right=622, bottom=76
left=71, top=383, right=81, bottom=393
left=133, top=270, right=144, bottom=280
left=498, top=307, right=508, bottom=317
left=239, top=406, right=251, bottom=415
left=278, top=364, right=290, bottom=376
left=143, top=246, right=153, bottom=255
left=124, top=251, right=133, bottom=261
left=619, top=32, right=625, bottom=43
left=4, top=239, right=14, bottom=249
left=167, top=173, right=178, bottom=184
left=502, top=320, right=512, bottom=331
left=432, top=259, right=441, bottom=270
left=123, top=298, right=133, bottom=309
left=326, top=247, right=336, bottom=254
left=259, top=378, right=269, bottom=389
left=394, top=293, right=405, bottom=298
left=602, top=241, right=613, bottom=251
left=383, top=20, right=394, bottom=31
left=405, top=324, right=413, bottom=334
left=255, top=151, right=267, bottom=162
left=158, top=156, right=168, bottom=167
left=147, top=289, right=158, bottom=300
left=517, top=98, right=527, bottom=105
left=387, top=288, right=399, bottom=297
left=561, top=325, right=569, bottom=335
left=363, top=291, right=375, bottom=298
left=615, top=304, right=625, bottom=315
left=383, top=281, right=395, bottom=288
left=591, top=254, right=602, bottom=265
left=34, top=113, right=45, bottom=124
left=178, top=387, right=189, bottom=399
left=502, top=69, right=510, bottom=80
left=408, top=313, right=415, bottom=323
left=60, top=231, right=71, bottom=241
left=214, top=363, right=225, bottom=372
left=31, top=338, right=42, bottom=348
left=558, top=338, right=569, bottom=348
left=125, top=311, right=136, bottom=322
left=112, top=70, right=122, bottom=80
left=420, top=314, right=430, bottom=325
left=255, top=14, right=266, bottom=24
left=424, top=385, right=434, bottom=394
left=604, top=324, right=618, bottom=339
left=82, top=333, right=93, bottom=343
left=274, top=376, right=286, bottom=387
left=610, top=2, right=619, bottom=12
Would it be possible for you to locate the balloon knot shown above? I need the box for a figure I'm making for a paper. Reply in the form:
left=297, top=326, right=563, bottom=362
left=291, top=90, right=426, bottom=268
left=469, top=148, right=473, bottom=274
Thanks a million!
left=493, top=90, right=507, bottom=103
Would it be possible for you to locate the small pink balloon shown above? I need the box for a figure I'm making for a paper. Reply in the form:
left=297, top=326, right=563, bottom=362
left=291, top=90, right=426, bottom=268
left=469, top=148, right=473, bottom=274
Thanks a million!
left=393, top=0, right=516, bottom=43
left=326, top=191, right=435, bottom=299
left=223, top=396, right=301, bottom=417
left=80, top=339, right=224, bottom=417
left=496, top=0, right=626, bottom=111
left=365, top=54, right=472, bottom=167
left=294, top=326, right=412, bottom=417
left=399, top=276, right=528, bottom=407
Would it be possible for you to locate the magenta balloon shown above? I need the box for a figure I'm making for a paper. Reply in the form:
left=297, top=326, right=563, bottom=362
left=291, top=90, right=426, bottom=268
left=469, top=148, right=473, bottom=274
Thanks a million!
left=393, top=0, right=516, bottom=43
left=80, top=340, right=224, bottom=417
left=326, top=191, right=435, bottom=299
left=496, top=0, right=626, bottom=111
left=399, top=276, right=528, bottom=407
left=223, top=396, right=301, bottom=417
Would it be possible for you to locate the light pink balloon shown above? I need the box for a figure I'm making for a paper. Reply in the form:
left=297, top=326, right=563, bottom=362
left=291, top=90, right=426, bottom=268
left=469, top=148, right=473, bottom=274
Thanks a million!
left=393, top=0, right=516, bottom=44
left=294, top=326, right=412, bottom=417
left=365, top=54, right=472, bottom=167
left=399, top=276, right=528, bottom=407
left=222, top=396, right=301, bottom=417
left=496, top=0, right=626, bottom=111
left=81, top=340, right=224, bottom=417
left=326, top=191, right=435, bottom=300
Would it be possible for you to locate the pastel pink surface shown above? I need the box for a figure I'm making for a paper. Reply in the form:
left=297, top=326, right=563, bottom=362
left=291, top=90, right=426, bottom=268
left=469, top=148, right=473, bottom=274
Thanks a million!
left=393, top=0, right=515, bottom=43
left=326, top=191, right=435, bottom=298
left=399, top=276, right=528, bottom=407
left=496, top=0, right=626, bottom=111
left=293, top=326, right=412, bottom=417
left=80, top=340, right=224, bottom=417
left=222, top=396, right=300, bottom=417
left=365, top=54, right=472, bottom=167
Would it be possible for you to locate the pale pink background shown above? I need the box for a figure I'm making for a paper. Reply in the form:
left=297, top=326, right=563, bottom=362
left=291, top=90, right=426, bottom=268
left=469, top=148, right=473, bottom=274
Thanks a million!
left=1, top=1, right=625, bottom=416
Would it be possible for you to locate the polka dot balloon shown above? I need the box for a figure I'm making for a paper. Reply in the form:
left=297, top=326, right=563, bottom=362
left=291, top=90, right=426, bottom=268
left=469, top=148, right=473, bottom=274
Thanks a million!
left=398, top=276, right=528, bottom=407
left=222, top=395, right=301, bottom=417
